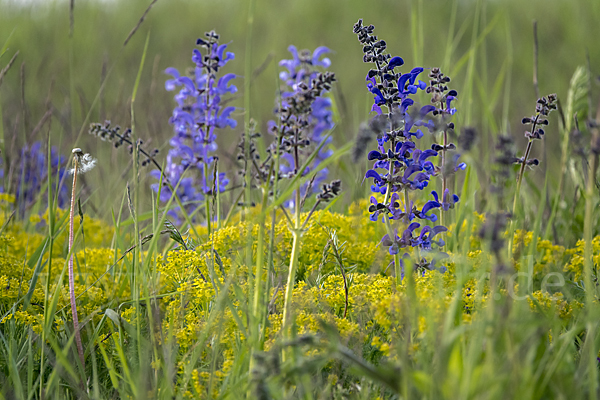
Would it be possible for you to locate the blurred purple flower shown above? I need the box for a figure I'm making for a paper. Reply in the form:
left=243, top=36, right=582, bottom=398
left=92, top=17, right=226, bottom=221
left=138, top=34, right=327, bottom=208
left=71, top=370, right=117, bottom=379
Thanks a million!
left=152, top=31, right=236, bottom=221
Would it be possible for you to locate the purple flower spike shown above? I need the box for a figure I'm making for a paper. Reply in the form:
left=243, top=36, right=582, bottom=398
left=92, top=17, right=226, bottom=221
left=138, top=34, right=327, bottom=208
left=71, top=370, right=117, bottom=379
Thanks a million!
left=152, top=31, right=237, bottom=220
left=273, top=44, right=335, bottom=207
left=354, top=20, right=464, bottom=274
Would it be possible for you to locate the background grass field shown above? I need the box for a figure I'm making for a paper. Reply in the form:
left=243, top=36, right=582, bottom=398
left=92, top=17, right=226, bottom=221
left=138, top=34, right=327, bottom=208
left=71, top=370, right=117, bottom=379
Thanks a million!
left=1, top=0, right=599, bottom=235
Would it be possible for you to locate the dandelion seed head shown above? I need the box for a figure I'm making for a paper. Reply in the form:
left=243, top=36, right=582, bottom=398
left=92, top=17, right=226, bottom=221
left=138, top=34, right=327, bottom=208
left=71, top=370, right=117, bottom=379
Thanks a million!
left=70, top=148, right=97, bottom=175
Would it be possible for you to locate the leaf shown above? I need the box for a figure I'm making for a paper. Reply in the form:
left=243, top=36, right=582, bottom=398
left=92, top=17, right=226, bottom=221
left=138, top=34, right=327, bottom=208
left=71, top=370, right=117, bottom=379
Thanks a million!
left=565, top=66, right=590, bottom=133
left=105, top=309, right=147, bottom=345
left=213, top=249, right=225, bottom=276
left=412, top=370, right=433, bottom=394
left=23, top=239, right=48, bottom=310
left=163, top=220, right=187, bottom=250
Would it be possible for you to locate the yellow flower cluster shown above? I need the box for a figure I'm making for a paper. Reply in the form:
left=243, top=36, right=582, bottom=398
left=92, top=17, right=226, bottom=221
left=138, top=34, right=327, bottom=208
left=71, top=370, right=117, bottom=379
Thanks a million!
left=0, top=204, right=596, bottom=394
left=0, top=211, right=119, bottom=330
left=564, top=236, right=600, bottom=282
left=528, top=291, right=583, bottom=319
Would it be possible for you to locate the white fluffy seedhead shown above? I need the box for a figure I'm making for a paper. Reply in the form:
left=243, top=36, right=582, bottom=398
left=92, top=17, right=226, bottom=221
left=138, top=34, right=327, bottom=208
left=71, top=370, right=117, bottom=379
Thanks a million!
left=70, top=148, right=97, bottom=175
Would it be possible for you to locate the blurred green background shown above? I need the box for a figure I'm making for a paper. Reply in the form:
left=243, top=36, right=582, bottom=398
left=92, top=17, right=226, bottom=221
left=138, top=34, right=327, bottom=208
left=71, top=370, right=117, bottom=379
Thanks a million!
left=0, top=0, right=599, bottom=223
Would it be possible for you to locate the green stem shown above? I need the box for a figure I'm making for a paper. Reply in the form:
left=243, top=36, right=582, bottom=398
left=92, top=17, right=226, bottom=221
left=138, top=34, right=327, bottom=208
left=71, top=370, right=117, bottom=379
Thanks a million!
left=251, top=163, right=273, bottom=345
left=300, top=199, right=321, bottom=231
left=381, top=138, right=404, bottom=285
left=441, top=128, right=448, bottom=230
left=509, top=114, right=539, bottom=259
left=583, top=133, right=598, bottom=400
left=204, top=164, right=211, bottom=236
left=403, top=187, right=417, bottom=328
left=216, top=167, right=221, bottom=230
left=507, top=140, right=532, bottom=259
left=281, top=188, right=302, bottom=362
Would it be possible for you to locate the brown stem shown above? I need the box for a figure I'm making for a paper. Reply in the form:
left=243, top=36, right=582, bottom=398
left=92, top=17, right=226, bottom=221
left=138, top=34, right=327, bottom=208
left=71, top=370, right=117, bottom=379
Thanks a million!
left=68, top=155, right=85, bottom=368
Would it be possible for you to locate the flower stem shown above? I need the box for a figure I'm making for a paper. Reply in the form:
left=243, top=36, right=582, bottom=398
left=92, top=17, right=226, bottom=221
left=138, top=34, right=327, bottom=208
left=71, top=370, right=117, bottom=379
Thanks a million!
left=204, top=163, right=212, bottom=236
left=281, top=189, right=302, bottom=362
left=508, top=139, right=532, bottom=259
left=441, top=128, right=448, bottom=230
left=68, top=156, right=85, bottom=368
left=508, top=116, right=539, bottom=259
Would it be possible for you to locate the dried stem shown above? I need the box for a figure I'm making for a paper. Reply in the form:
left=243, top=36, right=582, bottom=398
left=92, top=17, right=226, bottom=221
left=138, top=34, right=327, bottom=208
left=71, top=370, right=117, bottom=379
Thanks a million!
left=68, top=153, right=85, bottom=368
left=326, top=233, right=349, bottom=319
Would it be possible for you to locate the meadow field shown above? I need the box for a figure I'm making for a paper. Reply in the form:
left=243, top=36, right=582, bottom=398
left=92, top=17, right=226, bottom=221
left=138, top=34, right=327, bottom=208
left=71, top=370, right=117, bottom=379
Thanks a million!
left=0, top=0, right=600, bottom=398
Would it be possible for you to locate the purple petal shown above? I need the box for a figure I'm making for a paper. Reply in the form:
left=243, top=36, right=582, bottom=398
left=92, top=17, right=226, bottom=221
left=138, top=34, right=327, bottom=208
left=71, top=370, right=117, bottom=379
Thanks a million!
left=165, top=67, right=180, bottom=78
left=420, top=105, right=436, bottom=116
left=409, top=67, right=424, bottom=82
left=388, top=56, right=404, bottom=69
left=421, top=200, right=441, bottom=215
left=216, top=73, right=237, bottom=94
left=408, top=222, right=421, bottom=232
left=176, top=76, right=195, bottom=93
left=397, top=74, right=410, bottom=91
left=431, top=226, right=448, bottom=236
left=381, top=234, right=394, bottom=246
left=312, top=46, right=331, bottom=68
left=365, top=169, right=384, bottom=183
left=368, top=150, right=385, bottom=161
left=419, top=149, right=438, bottom=163
left=400, top=98, right=414, bottom=113
left=403, top=164, right=422, bottom=180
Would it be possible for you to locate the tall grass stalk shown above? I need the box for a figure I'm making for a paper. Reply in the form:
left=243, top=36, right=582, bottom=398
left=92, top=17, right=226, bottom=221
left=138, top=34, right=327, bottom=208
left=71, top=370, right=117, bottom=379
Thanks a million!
left=244, top=0, right=261, bottom=387
left=251, top=165, right=272, bottom=340
left=544, top=65, right=588, bottom=240
left=582, top=109, right=599, bottom=400
left=0, top=41, right=17, bottom=181
left=39, top=134, right=58, bottom=398
left=129, top=30, right=151, bottom=389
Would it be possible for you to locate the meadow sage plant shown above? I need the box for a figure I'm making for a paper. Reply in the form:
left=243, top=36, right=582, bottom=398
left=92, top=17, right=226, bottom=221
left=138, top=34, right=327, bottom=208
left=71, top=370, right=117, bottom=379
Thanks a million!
left=354, top=19, right=463, bottom=282
left=272, top=46, right=335, bottom=208
left=152, top=30, right=236, bottom=227
left=508, top=94, right=557, bottom=256
left=270, top=46, right=338, bottom=345
left=89, top=121, right=160, bottom=169
left=513, top=93, right=557, bottom=204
